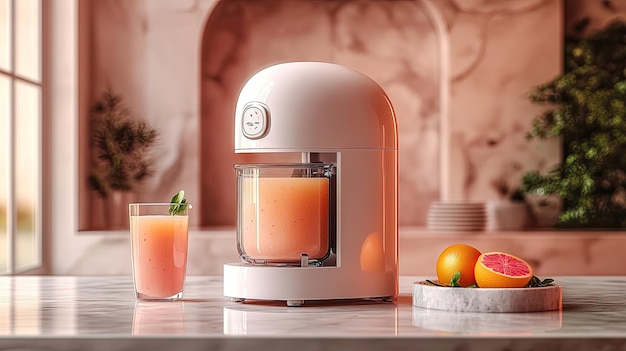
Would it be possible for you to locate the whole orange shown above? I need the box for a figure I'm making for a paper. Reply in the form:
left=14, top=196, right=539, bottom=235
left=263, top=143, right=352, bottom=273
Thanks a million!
left=436, top=244, right=481, bottom=287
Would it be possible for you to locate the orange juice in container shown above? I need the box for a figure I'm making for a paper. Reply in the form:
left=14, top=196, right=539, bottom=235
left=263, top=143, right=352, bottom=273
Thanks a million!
left=235, top=163, right=334, bottom=266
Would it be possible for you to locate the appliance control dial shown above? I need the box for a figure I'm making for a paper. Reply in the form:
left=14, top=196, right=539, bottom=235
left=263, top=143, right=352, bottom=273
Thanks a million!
left=242, top=103, right=269, bottom=139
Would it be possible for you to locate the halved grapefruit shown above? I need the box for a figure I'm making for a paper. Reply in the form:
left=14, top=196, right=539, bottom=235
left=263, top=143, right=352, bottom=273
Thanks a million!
left=474, top=252, right=533, bottom=288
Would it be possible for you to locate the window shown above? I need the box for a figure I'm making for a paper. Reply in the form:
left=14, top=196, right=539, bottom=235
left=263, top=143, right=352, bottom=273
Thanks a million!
left=0, top=0, right=42, bottom=274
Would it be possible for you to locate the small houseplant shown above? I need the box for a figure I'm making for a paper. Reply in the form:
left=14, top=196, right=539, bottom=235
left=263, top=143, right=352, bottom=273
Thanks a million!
left=521, top=18, right=626, bottom=228
left=88, top=91, right=159, bottom=227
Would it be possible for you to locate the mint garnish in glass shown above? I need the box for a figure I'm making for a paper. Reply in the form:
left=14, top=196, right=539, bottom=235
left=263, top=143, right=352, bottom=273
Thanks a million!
left=169, top=190, right=188, bottom=216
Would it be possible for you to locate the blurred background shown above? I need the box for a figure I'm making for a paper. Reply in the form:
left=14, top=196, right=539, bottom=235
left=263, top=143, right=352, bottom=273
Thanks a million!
left=2, top=0, right=626, bottom=276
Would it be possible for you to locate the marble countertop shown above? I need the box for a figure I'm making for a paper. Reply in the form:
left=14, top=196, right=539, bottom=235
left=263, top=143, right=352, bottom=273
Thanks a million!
left=1, top=276, right=626, bottom=351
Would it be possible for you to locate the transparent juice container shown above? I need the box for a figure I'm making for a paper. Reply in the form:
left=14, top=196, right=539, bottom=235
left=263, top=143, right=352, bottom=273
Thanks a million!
left=235, top=163, right=335, bottom=265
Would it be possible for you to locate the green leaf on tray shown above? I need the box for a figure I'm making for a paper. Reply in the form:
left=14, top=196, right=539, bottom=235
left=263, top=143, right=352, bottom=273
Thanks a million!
left=526, top=275, right=555, bottom=288
left=425, top=279, right=443, bottom=287
left=449, top=271, right=462, bottom=287
left=426, top=274, right=555, bottom=288
left=425, top=272, right=469, bottom=288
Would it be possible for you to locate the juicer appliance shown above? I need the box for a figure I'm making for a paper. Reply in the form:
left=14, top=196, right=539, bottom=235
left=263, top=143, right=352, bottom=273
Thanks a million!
left=223, top=62, right=398, bottom=306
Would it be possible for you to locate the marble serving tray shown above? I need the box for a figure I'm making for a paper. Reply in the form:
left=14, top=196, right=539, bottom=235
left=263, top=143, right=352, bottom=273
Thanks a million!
left=413, top=280, right=562, bottom=313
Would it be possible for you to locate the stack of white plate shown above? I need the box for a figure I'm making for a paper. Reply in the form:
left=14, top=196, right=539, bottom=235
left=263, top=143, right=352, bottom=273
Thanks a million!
left=427, top=201, right=486, bottom=232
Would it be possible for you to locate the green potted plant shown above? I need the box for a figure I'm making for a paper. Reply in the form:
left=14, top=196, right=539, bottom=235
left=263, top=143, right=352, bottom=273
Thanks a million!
left=521, top=18, right=626, bottom=228
left=88, top=90, right=159, bottom=228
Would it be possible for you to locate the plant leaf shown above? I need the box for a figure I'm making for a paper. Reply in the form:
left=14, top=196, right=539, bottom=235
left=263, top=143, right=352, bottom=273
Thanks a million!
left=424, top=279, right=443, bottom=287
left=526, top=275, right=555, bottom=287
left=449, top=272, right=462, bottom=287
left=169, top=190, right=188, bottom=216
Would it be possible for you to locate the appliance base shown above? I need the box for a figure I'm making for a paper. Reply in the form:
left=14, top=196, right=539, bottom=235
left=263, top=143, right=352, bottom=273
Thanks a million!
left=223, top=263, right=397, bottom=306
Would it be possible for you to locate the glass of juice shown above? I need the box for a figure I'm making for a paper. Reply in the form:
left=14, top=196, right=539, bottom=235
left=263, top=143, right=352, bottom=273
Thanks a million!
left=129, top=203, right=191, bottom=300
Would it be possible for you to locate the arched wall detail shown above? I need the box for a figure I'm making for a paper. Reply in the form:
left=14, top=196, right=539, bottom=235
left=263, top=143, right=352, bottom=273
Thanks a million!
left=199, top=0, right=447, bottom=227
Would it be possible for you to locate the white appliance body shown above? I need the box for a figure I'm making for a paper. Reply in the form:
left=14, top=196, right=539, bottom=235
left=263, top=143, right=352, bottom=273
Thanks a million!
left=224, top=62, right=398, bottom=305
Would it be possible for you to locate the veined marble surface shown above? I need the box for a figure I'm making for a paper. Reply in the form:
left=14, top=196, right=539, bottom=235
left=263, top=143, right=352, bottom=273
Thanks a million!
left=1, top=276, right=626, bottom=350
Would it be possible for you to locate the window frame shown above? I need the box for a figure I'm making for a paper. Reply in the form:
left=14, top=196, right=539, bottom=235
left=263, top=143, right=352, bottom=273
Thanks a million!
left=0, top=0, right=44, bottom=275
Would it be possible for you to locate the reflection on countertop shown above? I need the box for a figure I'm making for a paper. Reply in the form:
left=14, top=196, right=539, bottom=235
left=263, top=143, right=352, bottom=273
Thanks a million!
left=1, top=276, right=626, bottom=350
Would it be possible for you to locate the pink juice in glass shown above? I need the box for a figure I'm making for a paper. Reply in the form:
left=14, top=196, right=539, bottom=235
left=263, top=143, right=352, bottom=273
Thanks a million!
left=130, top=214, right=189, bottom=299
left=240, top=177, right=329, bottom=262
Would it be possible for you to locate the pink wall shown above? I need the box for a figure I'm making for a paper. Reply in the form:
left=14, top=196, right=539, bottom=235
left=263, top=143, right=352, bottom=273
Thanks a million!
left=83, top=0, right=614, bottom=229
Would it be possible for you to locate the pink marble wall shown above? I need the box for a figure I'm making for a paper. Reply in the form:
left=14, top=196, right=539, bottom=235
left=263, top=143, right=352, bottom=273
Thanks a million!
left=440, top=0, right=562, bottom=203
left=63, top=0, right=626, bottom=276
left=200, top=0, right=445, bottom=226
left=83, top=0, right=562, bottom=229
